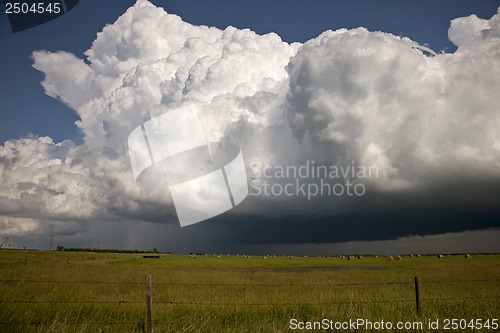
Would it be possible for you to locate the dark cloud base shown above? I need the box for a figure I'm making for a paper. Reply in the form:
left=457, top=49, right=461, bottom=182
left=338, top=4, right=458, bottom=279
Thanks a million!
left=186, top=178, right=500, bottom=245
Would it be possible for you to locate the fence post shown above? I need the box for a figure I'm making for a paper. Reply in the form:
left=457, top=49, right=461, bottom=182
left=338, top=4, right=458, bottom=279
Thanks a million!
left=146, top=274, right=153, bottom=333
left=414, top=276, right=422, bottom=315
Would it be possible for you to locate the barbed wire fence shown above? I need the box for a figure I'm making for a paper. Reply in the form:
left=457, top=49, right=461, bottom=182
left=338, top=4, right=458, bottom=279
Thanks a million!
left=0, top=277, right=498, bottom=331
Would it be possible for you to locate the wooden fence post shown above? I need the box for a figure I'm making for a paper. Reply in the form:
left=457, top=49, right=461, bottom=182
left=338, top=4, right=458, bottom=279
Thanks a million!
left=414, top=276, right=422, bottom=315
left=146, top=274, right=153, bottom=333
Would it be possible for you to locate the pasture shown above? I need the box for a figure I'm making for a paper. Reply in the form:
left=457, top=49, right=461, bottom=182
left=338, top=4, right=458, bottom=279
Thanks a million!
left=0, top=250, right=498, bottom=332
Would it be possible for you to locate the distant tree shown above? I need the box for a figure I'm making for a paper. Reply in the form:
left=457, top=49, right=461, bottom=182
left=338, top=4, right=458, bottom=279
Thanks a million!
left=56, top=245, right=64, bottom=251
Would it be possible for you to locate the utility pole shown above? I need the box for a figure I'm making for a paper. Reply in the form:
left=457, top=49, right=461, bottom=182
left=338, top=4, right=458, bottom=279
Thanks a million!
left=97, top=241, right=100, bottom=251
left=49, top=235, right=54, bottom=250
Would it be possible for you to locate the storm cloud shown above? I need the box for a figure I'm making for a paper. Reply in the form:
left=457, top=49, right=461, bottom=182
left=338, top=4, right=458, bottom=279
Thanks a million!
left=1, top=0, right=499, bottom=252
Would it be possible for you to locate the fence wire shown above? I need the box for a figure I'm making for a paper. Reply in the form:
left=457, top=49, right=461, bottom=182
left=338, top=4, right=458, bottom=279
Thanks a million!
left=0, top=278, right=497, bottom=286
left=1, top=277, right=497, bottom=327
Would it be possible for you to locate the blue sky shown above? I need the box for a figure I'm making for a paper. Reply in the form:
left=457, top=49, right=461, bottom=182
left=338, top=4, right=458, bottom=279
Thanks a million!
left=1, top=0, right=499, bottom=145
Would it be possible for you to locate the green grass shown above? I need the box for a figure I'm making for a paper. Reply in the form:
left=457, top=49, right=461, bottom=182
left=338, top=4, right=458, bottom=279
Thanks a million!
left=0, top=250, right=498, bottom=332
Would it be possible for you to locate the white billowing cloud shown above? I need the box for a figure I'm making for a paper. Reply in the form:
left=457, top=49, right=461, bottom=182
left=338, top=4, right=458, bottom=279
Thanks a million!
left=1, top=0, right=500, bottom=240
left=448, top=8, right=500, bottom=47
left=85, top=1, right=221, bottom=77
left=31, top=51, right=116, bottom=110
left=0, top=136, right=96, bottom=234
left=286, top=24, right=500, bottom=190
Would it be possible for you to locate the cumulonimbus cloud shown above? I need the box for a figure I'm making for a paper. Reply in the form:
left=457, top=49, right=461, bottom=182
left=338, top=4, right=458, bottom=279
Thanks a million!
left=1, top=0, right=499, bottom=243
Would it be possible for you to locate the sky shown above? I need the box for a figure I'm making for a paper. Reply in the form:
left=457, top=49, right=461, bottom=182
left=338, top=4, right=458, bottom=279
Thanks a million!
left=0, top=0, right=499, bottom=254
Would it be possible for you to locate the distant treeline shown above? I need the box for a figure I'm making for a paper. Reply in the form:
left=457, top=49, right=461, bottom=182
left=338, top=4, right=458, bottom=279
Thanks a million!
left=56, top=246, right=169, bottom=254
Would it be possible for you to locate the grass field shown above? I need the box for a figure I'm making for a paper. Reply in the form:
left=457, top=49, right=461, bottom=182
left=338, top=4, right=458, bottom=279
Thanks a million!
left=0, top=250, right=498, bottom=332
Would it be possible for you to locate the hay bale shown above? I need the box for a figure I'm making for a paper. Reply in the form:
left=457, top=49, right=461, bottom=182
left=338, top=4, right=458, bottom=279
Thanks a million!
left=437, top=254, right=444, bottom=258
left=385, top=256, right=393, bottom=261
left=394, top=255, right=402, bottom=261
left=347, top=255, right=355, bottom=260
left=465, top=254, right=471, bottom=258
